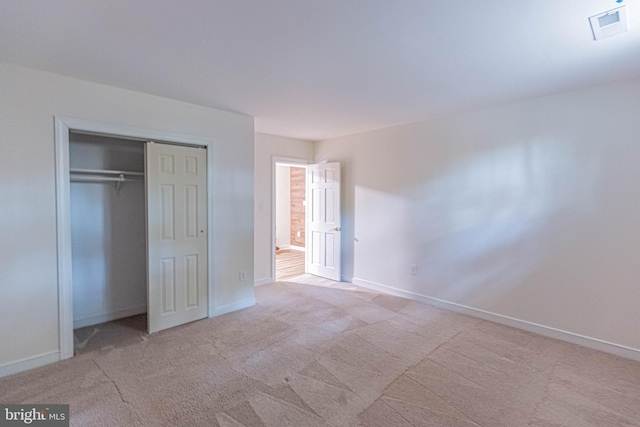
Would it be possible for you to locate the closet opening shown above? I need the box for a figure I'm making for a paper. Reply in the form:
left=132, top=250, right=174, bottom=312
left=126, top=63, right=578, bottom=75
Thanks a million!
left=69, top=132, right=148, bottom=353
left=56, top=117, right=213, bottom=360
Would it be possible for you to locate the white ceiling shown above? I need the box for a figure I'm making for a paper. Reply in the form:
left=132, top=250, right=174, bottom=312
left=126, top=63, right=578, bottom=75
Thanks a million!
left=1, top=1, right=639, bottom=141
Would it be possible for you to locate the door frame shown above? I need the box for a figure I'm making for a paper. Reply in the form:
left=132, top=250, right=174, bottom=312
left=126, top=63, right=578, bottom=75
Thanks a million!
left=271, top=156, right=309, bottom=283
left=54, top=116, right=214, bottom=360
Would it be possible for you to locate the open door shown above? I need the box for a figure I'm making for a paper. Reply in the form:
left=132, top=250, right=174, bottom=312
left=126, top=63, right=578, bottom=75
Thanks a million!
left=306, top=162, right=341, bottom=281
left=146, top=142, right=208, bottom=333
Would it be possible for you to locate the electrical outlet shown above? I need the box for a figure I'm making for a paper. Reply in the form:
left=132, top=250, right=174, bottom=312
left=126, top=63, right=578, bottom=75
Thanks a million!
left=410, top=264, right=418, bottom=275
left=239, top=270, right=247, bottom=281
left=297, top=231, right=301, bottom=237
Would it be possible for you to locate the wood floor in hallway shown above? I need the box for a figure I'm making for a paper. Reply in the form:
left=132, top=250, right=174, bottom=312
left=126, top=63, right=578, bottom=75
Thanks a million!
left=275, top=249, right=305, bottom=281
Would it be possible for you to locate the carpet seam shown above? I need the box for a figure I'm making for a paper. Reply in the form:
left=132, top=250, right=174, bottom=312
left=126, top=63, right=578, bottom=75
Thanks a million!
left=436, top=346, right=509, bottom=378
left=400, top=374, right=487, bottom=427
left=412, top=358, right=489, bottom=392
left=92, top=360, right=129, bottom=405
left=354, top=330, right=464, bottom=421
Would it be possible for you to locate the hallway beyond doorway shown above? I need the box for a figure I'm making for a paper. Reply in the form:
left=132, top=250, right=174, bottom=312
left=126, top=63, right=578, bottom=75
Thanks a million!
left=275, top=249, right=305, bottom=281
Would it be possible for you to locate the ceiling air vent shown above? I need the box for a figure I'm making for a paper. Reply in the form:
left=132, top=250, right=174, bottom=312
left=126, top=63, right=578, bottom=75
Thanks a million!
left=589, top=6, right=628, bottom=40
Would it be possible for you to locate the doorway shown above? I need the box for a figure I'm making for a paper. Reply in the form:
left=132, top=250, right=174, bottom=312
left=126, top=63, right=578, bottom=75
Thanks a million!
left=55, top=117, right=214, bottom=360
left=271, top=158, right=342, bottom=283
left=275, top=164, right=307, bottom=280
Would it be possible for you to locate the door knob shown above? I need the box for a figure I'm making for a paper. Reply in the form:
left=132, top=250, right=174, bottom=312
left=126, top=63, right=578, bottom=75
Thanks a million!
left=333, top=226, right=341, bottom=231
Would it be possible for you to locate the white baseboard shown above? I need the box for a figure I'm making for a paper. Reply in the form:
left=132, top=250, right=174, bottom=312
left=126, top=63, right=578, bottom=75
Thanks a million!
left=73, top=305, right=147, bottom=329
left=211, top=297, right=256, bottom=317
left=352, top=277, right=640, bottom=362
left=0, top=351, right=60, bottom=379
left=254, top=278, right=273, bottom=287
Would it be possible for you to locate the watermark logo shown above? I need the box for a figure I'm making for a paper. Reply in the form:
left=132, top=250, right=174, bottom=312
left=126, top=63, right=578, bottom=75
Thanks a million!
left=0, top=405, right=68, bottom=426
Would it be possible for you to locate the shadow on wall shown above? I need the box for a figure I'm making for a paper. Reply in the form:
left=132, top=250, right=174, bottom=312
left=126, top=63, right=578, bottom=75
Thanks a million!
left=352, top=136, right=598, bottom=307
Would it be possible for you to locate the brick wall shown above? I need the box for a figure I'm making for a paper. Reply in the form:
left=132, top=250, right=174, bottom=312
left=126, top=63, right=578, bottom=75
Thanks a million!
left=290, top=167, right=306, bottom=247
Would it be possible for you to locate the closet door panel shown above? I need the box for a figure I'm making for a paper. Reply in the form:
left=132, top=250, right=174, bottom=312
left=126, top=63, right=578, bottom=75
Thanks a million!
left=185, top=185, right=198, bottom=239
left=161, top=257, right=177, bottom=314
left=147, top=143, right=208, bottom=333
left=160, top=184, right=176, bottom=240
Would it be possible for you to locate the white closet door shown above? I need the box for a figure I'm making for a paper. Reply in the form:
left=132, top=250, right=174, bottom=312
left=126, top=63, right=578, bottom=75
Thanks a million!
left=146, top=142, right=208, bottom=333
left=307, top=162, right=341, bottom=281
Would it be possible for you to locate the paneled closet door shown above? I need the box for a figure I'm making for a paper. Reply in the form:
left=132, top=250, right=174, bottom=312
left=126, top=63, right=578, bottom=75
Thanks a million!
left=146, top=142, right=208, bottom=333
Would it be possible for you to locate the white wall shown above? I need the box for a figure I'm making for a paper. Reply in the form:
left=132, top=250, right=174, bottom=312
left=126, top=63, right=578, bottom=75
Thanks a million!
left=315, top=77, right=640, bottom=355
left=275, top=165, right=291, bottom=248
left=69, top=134, right=147, bottom=328
left=0, top=62, right=255, bottom=375
left=254, top=133, right=314, bottom=285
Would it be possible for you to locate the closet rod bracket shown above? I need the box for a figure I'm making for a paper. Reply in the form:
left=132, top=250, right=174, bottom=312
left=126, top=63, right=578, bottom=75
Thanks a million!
left=115, top=173, right=124, bottom=193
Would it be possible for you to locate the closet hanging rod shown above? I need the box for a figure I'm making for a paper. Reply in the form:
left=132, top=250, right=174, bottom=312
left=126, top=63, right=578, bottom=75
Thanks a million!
left=70, top=175, right=143, bottom=182
left=70, top=168, right=144, bottom=177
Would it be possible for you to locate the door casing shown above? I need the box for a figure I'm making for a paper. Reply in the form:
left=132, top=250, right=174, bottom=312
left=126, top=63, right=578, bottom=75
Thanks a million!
left=55, top=116, right=214, bottom=360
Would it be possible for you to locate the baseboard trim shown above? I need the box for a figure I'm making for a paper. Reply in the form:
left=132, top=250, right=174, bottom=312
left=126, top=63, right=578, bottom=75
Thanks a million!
left=211, top=297, right=256, bottom=317
left=0, top=351, right=60, bottom=379
left=73, top=305, right=147, bottom=329
left=277, top=245, right=305, bottom=252
left=254, top=278, right=273, bottom=287
left=352, top=277, right=640, bottom=362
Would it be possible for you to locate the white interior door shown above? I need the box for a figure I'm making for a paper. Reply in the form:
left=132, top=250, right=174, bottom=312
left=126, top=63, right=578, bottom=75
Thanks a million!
left=306, top=162, right=341, bottom=281
left=146, top=142, right=208, bottom=333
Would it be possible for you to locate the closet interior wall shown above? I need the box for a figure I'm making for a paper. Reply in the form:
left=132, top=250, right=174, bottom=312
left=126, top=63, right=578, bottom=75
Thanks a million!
left=69, top=133, right=147, bottom=329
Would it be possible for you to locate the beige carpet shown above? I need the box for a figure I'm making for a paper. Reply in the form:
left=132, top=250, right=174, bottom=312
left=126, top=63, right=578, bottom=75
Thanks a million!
left=2, top=276, right=640, bottom=426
